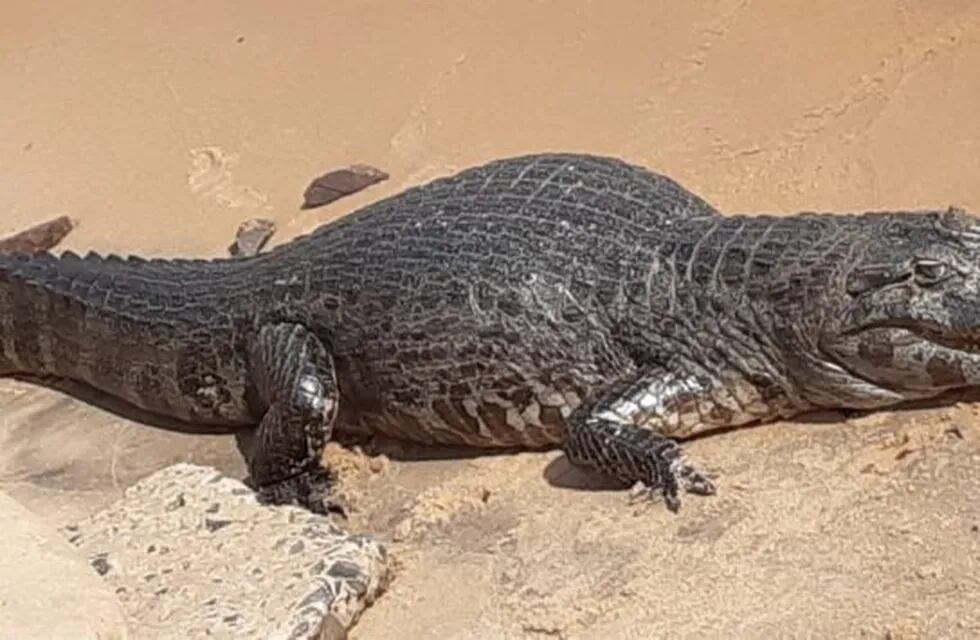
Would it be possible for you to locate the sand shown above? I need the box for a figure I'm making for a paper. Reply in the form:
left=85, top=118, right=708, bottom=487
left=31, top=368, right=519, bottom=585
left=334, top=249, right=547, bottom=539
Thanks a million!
left=2, top=1, right=979, bottom=637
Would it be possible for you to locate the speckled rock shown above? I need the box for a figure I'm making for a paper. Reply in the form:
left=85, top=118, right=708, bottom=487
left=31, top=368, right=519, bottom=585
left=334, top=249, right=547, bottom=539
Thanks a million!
left=63, top=464, right=391, bottom=639
left=0, top=490, right=131, bottom=639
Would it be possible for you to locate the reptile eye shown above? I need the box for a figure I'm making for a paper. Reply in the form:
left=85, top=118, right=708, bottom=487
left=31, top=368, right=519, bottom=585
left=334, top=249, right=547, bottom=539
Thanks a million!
left=912, top=259, right=950, bottom=285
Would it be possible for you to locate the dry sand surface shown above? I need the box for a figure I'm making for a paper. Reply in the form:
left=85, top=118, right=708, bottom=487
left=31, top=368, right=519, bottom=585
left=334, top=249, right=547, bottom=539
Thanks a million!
left=2, top=1, right=980, bottom=638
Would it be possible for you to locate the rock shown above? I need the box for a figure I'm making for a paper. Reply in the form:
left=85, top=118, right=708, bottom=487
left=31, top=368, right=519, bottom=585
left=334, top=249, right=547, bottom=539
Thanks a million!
left=228, top=218, right=276, bottom=257
left=301, top=164, right=388, bottom=209
left=0, top=491, right=131, bottom=639
left=65, top=464, right=391, bottom=639
left=0, top=215, right=76, bottom=254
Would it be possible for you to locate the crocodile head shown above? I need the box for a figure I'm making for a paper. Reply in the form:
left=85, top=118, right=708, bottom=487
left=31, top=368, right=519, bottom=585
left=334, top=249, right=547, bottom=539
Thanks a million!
left=816, top=207, right=980, bottom=406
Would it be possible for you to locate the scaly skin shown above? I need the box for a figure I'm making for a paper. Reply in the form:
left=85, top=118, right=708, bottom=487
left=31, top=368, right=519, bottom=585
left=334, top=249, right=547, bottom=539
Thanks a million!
left=2, top=153, right=979, bottom=513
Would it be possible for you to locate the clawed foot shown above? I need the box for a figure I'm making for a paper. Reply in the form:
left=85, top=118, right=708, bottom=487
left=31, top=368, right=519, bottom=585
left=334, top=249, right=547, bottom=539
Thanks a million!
left=251, top=467, right=350, bottom=518
left=629, top=444, right=716, bottom=513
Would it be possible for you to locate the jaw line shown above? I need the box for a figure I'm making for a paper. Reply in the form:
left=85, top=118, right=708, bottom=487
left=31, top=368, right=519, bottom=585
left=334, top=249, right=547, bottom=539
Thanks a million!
left=824, top=324, right=980, bottom=399
left=841, top=320, right=980, bottom=356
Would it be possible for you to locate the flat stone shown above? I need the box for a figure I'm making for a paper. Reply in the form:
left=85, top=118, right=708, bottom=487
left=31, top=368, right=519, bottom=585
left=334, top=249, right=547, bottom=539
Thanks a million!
left=0, top=490, right=131, bottom=639
left=301, top=164, right=388, bottom=209
left=65, top=463, right=392, bottom=639
left=0, top=215, right=76, bottom=254
left=227, top=217, right=276, bottom=257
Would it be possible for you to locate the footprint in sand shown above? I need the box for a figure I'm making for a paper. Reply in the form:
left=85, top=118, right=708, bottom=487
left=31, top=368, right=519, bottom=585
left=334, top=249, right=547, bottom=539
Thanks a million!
left=186, top=146, right=269, bottom=211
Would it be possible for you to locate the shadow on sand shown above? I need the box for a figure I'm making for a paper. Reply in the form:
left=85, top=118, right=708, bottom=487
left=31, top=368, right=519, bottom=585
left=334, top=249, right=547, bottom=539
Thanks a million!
left=11, top=373, right=980, bottom=493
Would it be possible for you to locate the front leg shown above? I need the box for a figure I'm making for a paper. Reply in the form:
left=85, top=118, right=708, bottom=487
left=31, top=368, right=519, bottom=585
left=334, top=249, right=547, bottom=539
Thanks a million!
left=564, top=366, right=757, bottom=511
left=565, top=412, right=715, bottom=512
left=246, top=322, right=342, bottom=515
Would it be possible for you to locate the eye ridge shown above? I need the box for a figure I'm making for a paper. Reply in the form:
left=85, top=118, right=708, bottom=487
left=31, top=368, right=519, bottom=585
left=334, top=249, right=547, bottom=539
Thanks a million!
left=912, top=259, right=950, bottom=283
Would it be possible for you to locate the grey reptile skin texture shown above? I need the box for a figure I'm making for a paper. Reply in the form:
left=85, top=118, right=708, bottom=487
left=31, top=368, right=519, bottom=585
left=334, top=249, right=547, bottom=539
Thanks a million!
left=3, top=153, right=980, bottom=513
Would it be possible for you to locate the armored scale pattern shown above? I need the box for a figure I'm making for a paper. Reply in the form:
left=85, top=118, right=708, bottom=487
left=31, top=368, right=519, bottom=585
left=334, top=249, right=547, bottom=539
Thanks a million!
left=3, top=153, right=980, bottom=512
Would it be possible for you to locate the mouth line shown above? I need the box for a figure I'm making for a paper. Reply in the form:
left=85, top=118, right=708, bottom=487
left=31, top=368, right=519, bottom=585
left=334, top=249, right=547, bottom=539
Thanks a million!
left=843, top=320, right=980, bottom=354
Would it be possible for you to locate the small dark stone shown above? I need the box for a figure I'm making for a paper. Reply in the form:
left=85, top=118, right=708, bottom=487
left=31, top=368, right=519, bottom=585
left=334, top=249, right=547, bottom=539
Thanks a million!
left=147, top=544, right=157, bottom=553
left=228, top=218, right=276, bottom=258
left=327, top=560, right=361, bottom=579
left=165, top=493, right=186, bottom=511
left=236, top=35, right=245, bottom=43
left=222, top=614, right=240, bottom=624
left=945, top=425, right=965, bottom=440
left=91, top=555, right=111, bottom=576
left=289, top=540, right=305, bottom=555
left=205, top=518, right=233, bottom=533
left=301, top=164, right=389, bottom=210
left=203, top=598, right=218, bottom=606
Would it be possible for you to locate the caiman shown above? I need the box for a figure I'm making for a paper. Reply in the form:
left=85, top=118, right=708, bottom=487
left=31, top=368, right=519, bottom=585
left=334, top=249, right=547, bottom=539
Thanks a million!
left=2, top=153, right=978, bottom=513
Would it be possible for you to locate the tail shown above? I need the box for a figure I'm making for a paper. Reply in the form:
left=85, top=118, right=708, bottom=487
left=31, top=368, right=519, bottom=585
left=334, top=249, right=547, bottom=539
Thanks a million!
left=0, top=252, right=45, bottom=375
left=1, top=250, right=123, bottom=377
left=0, top=250, right=227, bottom=379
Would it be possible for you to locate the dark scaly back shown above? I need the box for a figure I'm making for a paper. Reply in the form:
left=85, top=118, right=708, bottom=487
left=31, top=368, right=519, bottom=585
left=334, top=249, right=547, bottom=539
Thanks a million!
left=245, top=153, right=723, bottom=445
left=0, top=153, right=719, bottom=443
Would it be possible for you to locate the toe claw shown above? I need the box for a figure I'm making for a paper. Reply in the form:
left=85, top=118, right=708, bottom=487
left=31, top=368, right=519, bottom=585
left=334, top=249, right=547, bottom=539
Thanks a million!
left=625, top=447, right=717, bottom=513
left=679, top=466, right=717, bottom=496
left=663, top=487, right=681, bottom=513
left=688, top=474, right=717, bottom=496
left=659, top=453, right=716, bottom=510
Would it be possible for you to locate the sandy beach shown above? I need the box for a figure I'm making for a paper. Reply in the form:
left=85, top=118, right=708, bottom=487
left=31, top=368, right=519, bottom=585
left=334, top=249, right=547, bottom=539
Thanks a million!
left=2, top=1, right=979, bottom=637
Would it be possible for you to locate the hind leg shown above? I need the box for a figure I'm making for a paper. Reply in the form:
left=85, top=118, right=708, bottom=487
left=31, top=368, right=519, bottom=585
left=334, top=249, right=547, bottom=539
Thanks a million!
left=246, top=322, right=343, bottom=515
